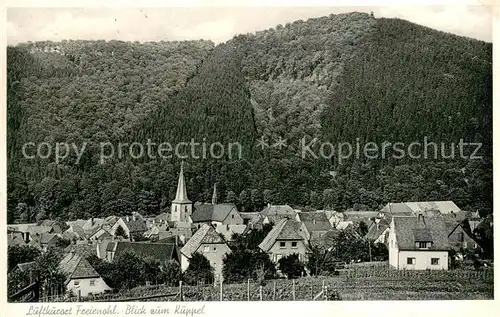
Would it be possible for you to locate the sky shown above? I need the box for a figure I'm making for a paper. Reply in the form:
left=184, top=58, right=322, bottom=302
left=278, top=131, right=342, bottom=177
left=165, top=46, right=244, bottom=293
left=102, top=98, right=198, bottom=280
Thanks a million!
left=6, top=5, right=493, bottom=45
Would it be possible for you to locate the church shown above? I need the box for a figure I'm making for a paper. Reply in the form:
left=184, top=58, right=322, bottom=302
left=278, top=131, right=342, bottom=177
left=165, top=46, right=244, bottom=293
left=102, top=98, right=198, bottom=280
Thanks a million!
left=170, top=162, right=193, bottom=223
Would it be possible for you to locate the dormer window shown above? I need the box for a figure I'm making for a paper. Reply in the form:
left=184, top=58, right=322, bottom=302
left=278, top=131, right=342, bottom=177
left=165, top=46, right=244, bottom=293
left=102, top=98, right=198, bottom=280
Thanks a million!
left=416, top=241, right=432, bottom=249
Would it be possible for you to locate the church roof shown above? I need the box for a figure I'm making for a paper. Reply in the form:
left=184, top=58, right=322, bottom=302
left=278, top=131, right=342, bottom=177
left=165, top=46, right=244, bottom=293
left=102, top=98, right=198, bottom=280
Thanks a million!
left=173, top=162, right=191, bottom=204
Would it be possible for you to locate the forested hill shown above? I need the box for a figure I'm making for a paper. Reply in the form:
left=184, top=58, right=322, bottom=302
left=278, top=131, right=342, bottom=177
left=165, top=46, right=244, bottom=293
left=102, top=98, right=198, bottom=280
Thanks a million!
left=7, top=12, right=492, bottom=223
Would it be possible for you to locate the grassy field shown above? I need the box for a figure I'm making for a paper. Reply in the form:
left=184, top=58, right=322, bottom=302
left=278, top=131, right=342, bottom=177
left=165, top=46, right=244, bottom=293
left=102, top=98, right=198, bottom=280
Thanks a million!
left=77, top=267, right=493, bottom=302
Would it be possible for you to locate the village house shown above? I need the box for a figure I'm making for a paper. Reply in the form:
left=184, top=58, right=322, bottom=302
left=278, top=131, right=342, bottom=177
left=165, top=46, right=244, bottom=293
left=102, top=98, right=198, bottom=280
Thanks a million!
left=381, top=201, right=461, bottom=217
left=29, top=232, right=59, bottom=251
left=109, top=213, right=148, bottom=240
left=388, top=214, right=450, bottom=270
left=87, top=227, right=112, bottom=242
left=296, top=211, right=332, bottom=241
left=62, top=224, right=85, bottom=241
left=191, top=203, right=244, bottom=227
left=190, top=183, right=244, bottom=230
left=180, top=224, right=231, bottom=281
left=7, top=230, right=27, bottom=246
left=365, top=218, right=391, bottom=244
left=259, top=218, right=310, bottom=263
left=215, top=223, right=248, bottom=241
left=59, top=252, right=111, bottom=297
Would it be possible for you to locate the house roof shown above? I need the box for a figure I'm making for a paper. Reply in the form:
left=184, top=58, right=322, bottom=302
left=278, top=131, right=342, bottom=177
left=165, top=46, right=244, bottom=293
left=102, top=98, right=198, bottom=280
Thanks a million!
left=17, top=261, right=36, bottom=272
left=59, top=253, right=100, bottom=283
left=266, top=214, right=296, bottom=224
left=120, top=217, right=148, bottom=233
left=393, top=215, right=450, bottom=250
left=298, top=212, right=332, bottom=233
left=7, top=232, right=26, bottom=246
left=383, top=201, right=461, bottom=216
left=64, top=242, right=97, bottom=258
left=105, top=216, right=120, bottom=226
left=180, top=224, right=226, bottom=258
left=261, top=205, right=296, bottom=217
left=215, top=224, right=247, bottom=241
left=239, top=212, right=261, bottom=221
left=66, top=219, right=88, bottom=228
left=114, top=242, right=179, bottom=263
left=155, top=213, right=171, bottom=222
left=28, top=226, right=53, bottom=235
left=259, top=219, right=304, bottom=252
left=336, top=221, right=353, bottom=230
left=365, top=218, right=390, bottom=240
left=7, top=223, right=38, bottom=233
left=30, top=233, right=57, bottom=246
left=191, top=203, right=239, bottom=223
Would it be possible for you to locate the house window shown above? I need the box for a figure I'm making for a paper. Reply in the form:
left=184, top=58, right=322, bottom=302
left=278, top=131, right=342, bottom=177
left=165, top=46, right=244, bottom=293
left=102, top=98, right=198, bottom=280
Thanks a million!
left=74, top=281, right=79, bottom=286
left=407, top=257, right=416, bottom=265
left=279, top=242, right=286, bottom=249
left=213, top=247, right=217, bottom=252
left=431, top=258, right=440, bottom=265
left=291, top=241, right=298, bottom=249
left=90, top=280, right=96, bottom=286
left=203, top=245, right=210, bottom=253
left=231, top=214, right=234, bottom=219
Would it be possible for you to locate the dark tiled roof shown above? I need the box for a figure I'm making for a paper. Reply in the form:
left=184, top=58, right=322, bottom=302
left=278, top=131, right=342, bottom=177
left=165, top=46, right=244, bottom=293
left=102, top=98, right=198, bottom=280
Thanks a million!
left=259, top=219, right=304, bottom=252
left=393, top=215, right=450, bottom=250
left=121, top=217, right=148, bottom=233
left=261, top=205, right=296, bottom=217
left=180, top=224, right=226, bottom=258
left=17, top=261, right=36, bottom=272
left=59, top=253, right=100, bottom=283
left=64, top=243, right=97, bottom=258
left=191, top=203, right=239, bottom=223
left=114, top=242, right=179, bottom=263
left=298, top=212, right=332, bottom=233
left=365, top=218, right=390, bottom=240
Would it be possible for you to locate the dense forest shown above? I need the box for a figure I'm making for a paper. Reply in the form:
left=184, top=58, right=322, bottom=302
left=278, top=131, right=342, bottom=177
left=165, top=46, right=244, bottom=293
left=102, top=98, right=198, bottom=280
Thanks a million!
left=7, top=12, right=492, bottom=223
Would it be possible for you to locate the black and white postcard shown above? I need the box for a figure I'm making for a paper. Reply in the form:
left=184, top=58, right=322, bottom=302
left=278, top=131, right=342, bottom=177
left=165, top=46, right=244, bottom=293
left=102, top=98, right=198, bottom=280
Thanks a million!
left=2, top=1, right=496, bottom=316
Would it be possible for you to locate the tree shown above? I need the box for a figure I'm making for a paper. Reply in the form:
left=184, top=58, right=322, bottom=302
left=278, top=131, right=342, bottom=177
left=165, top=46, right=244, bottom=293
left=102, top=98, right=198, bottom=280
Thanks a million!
left=113, top=250, right=147, bottom=289
left=278, top=254, right=304, bottom=279
left=183, top=252, right=214, bottom=285
left=162, top=260, right=181, bottom=287
left=225, top=190, right=237, bottom=204
left=35, top=247, right=66, bottom=296
left=8, top=245, right=41, bottom=272
left=222, top=249, right=276, bottom=283
left=306, top=245, right=337, bottom=276
left=143, top=256, right=163, bottom=285
left=357, top=221, right=369, bottom=236
left=114, top=225, right=128, bottom=239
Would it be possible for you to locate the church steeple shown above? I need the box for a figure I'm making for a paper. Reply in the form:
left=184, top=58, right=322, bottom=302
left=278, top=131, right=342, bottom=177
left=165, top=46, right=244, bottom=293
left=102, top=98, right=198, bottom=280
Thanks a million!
left=173, top=161, right=191, bottom=204
left=212, top=182, right=218, bottom=205
left=171, top=161, right=192, bottom=223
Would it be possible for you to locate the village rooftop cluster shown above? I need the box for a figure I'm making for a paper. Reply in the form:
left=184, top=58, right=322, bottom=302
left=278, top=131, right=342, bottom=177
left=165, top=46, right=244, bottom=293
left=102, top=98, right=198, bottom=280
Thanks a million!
left=7, top=164, right=489, bottom=300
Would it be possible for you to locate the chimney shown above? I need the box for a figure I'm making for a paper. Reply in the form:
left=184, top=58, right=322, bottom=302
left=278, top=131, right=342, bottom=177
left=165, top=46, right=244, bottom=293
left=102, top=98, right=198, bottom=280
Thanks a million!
left=91, top=217, right=94, bottom=226
left=212, top=183, right=218, bottom=205
left=126, top=215, right=130, bottom=222
left=132, top=213, right=137, bottom=221
left=417, top=213, right=425, bottom=224
left=313, top=219, right=316, bottom=225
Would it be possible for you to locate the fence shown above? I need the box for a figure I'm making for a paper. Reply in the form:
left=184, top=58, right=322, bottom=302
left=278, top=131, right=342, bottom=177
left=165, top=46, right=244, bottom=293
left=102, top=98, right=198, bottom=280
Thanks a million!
left=38, top=267, right=493, bottom=302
